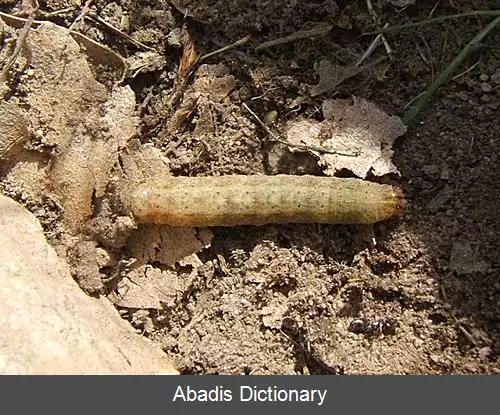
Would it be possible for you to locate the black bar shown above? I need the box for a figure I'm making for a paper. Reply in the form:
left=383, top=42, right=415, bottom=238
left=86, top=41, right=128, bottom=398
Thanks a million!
left=1, top=376, right=498, bottom=415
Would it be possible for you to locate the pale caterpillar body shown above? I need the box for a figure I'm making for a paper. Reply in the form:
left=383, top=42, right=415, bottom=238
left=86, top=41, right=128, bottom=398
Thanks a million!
left=123, top=175, right=405, bottom=227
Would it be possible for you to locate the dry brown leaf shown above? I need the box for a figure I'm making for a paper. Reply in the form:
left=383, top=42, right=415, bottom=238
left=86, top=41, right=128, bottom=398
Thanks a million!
left=22, top=22, right=109, bottom=149
left=114, top=265, right=189, bottom=309
left=5, top=21, right=139, bottom=233
left=286, top=97, right=406, bottom=178
left=1, top=154, right=48, bottom=202
left=179, top=23, right=198, bottom=78
left=126, top=51, right=166, bottom=78
left=119, top=142, right=170, bottom=187
left=309, top=59, right=362, bottom=97
left=51, top=84, right=139, bottom=231
left=127, top=224, right=213, bottom=267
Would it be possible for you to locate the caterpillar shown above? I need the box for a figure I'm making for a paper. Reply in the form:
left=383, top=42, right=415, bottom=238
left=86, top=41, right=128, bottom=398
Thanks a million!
left=122, top=175, right=405, bottom=227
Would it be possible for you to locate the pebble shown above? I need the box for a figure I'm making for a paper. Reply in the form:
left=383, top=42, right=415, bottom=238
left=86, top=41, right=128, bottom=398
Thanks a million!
left=429, top=354, right=441, bottom=364
left=440, top=165, right=450, bottom=180
left=491, top=69, right=500, bottom=85
left=414, top=338, right=424, bottom=347
left=263, top=110, right=278, bottom=126
left=478, top=347, right=492, bottom=360
left=480, top=82, right=493, bottom=93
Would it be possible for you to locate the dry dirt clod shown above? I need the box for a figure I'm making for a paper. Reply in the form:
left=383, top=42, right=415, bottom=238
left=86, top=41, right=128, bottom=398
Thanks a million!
left=0, top=100, right=30, bottom=159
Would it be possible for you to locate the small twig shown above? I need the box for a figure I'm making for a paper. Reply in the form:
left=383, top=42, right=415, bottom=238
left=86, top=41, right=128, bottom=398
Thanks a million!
left=414, top=39, right=430, bottom=65
left=0, top=11, right=36, bottom=88
left=365, top=0, right=377, bottom=20
left=450, top=314, right=478, bottom=346
left=42, top=4, right=152, bottom=51
left=356, top=31, right=382, bottom=66
left=428, top=0, right=441, bottom=18
left=419, top=34, right=435, bottom=80
left=439, top=26, right=449, bottom=65
left=451, top=60, right=480, bottom=80
left=402, top=91, right=425, bottom=111
left=242, top=103, right=360, bottom=156
left=46, top=7, right=74, bottom=16
left=311, top=54, right=388, bottom=97
left=255, top=23, right=332, bottom=52
left=365, top=0, right=392, bottom=56
left=403, top=16, right=500, bottom=125
left=250, top=87, right=280, bottom=100
left=86, top=11, right=154, bottom=51
left=199, top=35, right=251, bottom=63
left=68, top=0, right=93, bottom=32
left=364, top=10, right=500, bottom=35
left=379, top=26, right=393, bottom=56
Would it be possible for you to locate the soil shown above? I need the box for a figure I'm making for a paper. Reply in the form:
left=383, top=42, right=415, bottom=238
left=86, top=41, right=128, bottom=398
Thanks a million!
left=1, top=0, right=499, bottom=374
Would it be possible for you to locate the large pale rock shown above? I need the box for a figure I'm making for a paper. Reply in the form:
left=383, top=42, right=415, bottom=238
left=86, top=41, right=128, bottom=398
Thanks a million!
left=0, top=195, right=178, bottom=374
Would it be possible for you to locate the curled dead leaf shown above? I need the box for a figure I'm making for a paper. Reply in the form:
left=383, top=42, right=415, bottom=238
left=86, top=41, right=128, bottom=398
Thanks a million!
left=286, top=97, right=407, bottom=178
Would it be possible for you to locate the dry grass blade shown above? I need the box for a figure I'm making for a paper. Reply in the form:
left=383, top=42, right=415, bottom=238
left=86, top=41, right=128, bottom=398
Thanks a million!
left=364, top=10, right=500, bottom=35
left=199, top=35, right=251, bottom=63
left=255, top=23, right=332, bottom=52
left=166, top=25, right=198, bottom=109
left=86, top=11, right=154, bottom=51
left=403, top=16, right=500, bottom=125
left=68, top=0, right=93, bottom=32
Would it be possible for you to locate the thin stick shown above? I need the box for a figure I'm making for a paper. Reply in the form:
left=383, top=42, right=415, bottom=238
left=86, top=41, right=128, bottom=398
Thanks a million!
left=46, top=7, right=74, bottom=16
left=199, top=35, right=251, bottom=62
left=402, top=91, right=425, bottom=111
left=242, top=103, right=360, bottom=156
left=403, top=16, right=500, bottom=125
left=365, top=0, right=392, bottom=56
left=418, top=34, right=435, bottom=80
left=0, top=12, right=36, bottom=88
left=428, top=0, right=441, bottom=18
left=355, top=31, right=383, bottom=67
left=86, top=12, right=154, bottom=51
left=364, top=10, right=500, bottom=35
left=451, top=60, right=480, bottom=80
left=68, top=0, right=93, bottom=32
left=255, top=23, right=332, bottom=52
